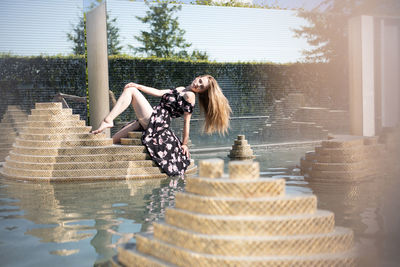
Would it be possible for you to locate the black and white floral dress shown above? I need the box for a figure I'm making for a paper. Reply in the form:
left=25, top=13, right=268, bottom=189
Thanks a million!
left=142, top=88, right=194, bottom=176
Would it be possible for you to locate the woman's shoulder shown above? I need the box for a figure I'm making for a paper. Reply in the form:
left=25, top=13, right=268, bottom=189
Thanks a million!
left=183, top=91, right=195, bottom=105
left=176, top=86, right=195, bottom=105
left=176, top=86, right=186, bottom=92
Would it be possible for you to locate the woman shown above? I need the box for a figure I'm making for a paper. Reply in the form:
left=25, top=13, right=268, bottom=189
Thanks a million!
left=92, top=75, right=231, bottom=176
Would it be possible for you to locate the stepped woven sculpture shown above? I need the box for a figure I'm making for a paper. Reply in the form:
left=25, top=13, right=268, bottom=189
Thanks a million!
left=0, top=105, right=28, bottom=162
left=0, top=102, right=196, bottom=181
left=300, top=135, right=394, bottom=182
left=114, top=159, right=357, bottom=266
left=228, top=135, right=255, bottom=160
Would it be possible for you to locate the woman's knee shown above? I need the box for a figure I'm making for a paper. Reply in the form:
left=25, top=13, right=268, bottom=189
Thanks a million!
left=123, top=85, right=139, bottom=96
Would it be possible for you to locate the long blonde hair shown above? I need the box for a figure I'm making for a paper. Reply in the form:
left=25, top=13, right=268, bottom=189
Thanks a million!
left=198, top=75, right=231, bottom=135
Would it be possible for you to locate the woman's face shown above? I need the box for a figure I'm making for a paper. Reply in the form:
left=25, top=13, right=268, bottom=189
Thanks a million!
left=190, top=76, right=209, bottom=94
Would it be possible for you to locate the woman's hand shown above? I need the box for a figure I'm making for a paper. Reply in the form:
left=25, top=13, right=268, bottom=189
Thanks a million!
left=124, top=82, right=140, bottom=90
left=181, top=144, right=190, bottom=158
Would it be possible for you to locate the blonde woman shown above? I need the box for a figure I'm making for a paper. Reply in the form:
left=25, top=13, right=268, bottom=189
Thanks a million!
left=92, top=75, right=231, bottom=176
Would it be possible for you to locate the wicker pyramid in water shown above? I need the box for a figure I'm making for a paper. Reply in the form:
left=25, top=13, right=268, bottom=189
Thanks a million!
left=0, top=105, right=28, bottom=162
left=114, top=158, right=357, bottom=266
left=228, top=135, right=255, bottom=160
left=300, top=132, right=400, bottom=182
left=0, top=102, right=196, bottom=181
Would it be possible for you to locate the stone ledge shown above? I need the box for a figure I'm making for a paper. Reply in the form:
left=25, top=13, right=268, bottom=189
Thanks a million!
left=18, top=132, right=107, bottom=141
left=120, top=138, right=142, bottom=146
left=15, top=138, right=113, bottom=148
left=21, top=126, right=92, bottom=134
left=185, top=176, right=285, bottom=198
left=2, top=165, right=164, bottom=177
left=174, top=192, right=317, bottom=216
left=133, top=234, right=357, bottom=267
left=27, top=120, right=86, bottom=128
left=8, top=151, right=150, bottom=163
left=153, top=222, right=353, bottom=256
left=4, top=158, right=157, bottom=170
left=11, top=144, right=147, bottom=156
left=31, top=108, right=72, bottom=116
left=165, top=208, right=335, bottom=236
left=27, top=114, right=80, bottom=122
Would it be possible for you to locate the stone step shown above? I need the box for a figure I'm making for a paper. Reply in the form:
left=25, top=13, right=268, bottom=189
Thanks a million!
left=2, top=164, right=163, bottom=178
left=28, top=114, right=80, bottom=122
left=314, top=154, right=364, bottom=164
left=0, top=143, right=13, bottom=149
left=8, top=151, right=150, bottom=163
left=15, top=138, right=113, bottom=148
left=311, top=162, right=372, bottom=172
left=0, top=147, right=12, bottom=153
left=0, top=128, right=19, bottom=134
left=27, top=120, right=86, bottom=128
left=0, top=122, right=26, bottom=128
left=174, top=192, right=316, bottom=216
left=3, top=110, right=27, bottom=116
left=309, top=169, right=376, bottom=181
left=300, top=158, right=312, bottom=173
left=18, top=132, right=106, bottom=141
left=128, top=131, right=143, bottom=139
left=1, top=116, right=28, bottom=123
left=321, top=136, right=364, bottom=148
left=5, top=158, right=157, bottom=170
left=316, top=145, right=385, bottom=158
left=1, top=163, right=197, bottom=181
left=234, top=140, right=248, bottom=146
left=21, top=126, right=92, bottom=134
left=186, top=161, right=197, bottom=176
left=315, top=146, right=365, bottom=157
left=11, top=144, right=147, bottom=156
left=363, top=136, right=379, bottom=145
left=185, top=176, right=285, bottom=198
left=0, top=132, right=18, bottom=139
left=0, top=168, right=167, bottom=182
left=131, top=234, right=356, bottom=266
left=5, top=105, right=22, bottom=110
left=153, top=222, right=353, bottom=256
left=117, top=248, right=173, bottom=267
left=120, top=138, right=142, bottom=146
left=35, top=102, right=63, bottom=109
left=31, top=108, right=72, bottom=116
left=165, top=208, right=334, bottom=236
left=305, top=151, right=317, bottom=161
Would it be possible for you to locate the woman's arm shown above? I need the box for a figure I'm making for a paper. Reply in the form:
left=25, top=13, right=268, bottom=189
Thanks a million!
left=181, top=112, right=192, bottom=157
left=124, top=82, right=170, bottom=97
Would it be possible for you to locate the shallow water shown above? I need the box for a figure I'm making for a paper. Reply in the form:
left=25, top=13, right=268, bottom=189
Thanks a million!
left=0, top=146, right=399, bottom=266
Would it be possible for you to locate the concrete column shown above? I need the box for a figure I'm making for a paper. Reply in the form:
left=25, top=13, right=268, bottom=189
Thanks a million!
left=86, top=2, right=110, bottom=137
left=380, top=19, right=400, bottom=128
left=348, top=16, right=375, bottom=136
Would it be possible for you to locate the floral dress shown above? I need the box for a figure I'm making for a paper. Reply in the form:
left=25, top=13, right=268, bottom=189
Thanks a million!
left=142, top=88, right=194, bottom=176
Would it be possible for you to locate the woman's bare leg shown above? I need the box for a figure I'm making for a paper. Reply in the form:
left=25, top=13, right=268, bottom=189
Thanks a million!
left=91, top=86, right=153, bottom=134
left=112, top=120, right=141, bottom=144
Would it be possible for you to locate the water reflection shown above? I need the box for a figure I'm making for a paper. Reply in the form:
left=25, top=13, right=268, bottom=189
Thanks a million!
left=1, top=146, right=399, bottom=266
left=305, top=170, right=400, bottom=266
left=0, top=176, right=184, bottom=266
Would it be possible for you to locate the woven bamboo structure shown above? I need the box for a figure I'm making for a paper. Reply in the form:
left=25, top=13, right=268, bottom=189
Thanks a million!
left=300, top=132, right=400, bottom=182
left=0, top=105, right=28, bottom=162
left=0, top=102, right=197, bottom=181
left=113, top=159, right=357, bottom=266
left=228, top=135, right=255, bottom=160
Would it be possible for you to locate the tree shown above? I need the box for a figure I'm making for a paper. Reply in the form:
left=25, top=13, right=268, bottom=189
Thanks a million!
left=67, top=12, right=123, bottom=55
left=294, top=0, right=400, bottom=63
left=132, top=1, right=209, bottom=60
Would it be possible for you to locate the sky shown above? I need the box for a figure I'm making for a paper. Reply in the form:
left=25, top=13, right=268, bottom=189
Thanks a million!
left=0, top=0, right=321, bottom=63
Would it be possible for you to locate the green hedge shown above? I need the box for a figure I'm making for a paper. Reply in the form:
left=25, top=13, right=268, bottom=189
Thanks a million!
left=0, top=55, right=347, bottom=121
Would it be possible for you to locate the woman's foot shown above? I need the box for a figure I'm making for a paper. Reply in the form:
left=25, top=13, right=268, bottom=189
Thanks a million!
left=91, top=119, right=114, bottom=134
